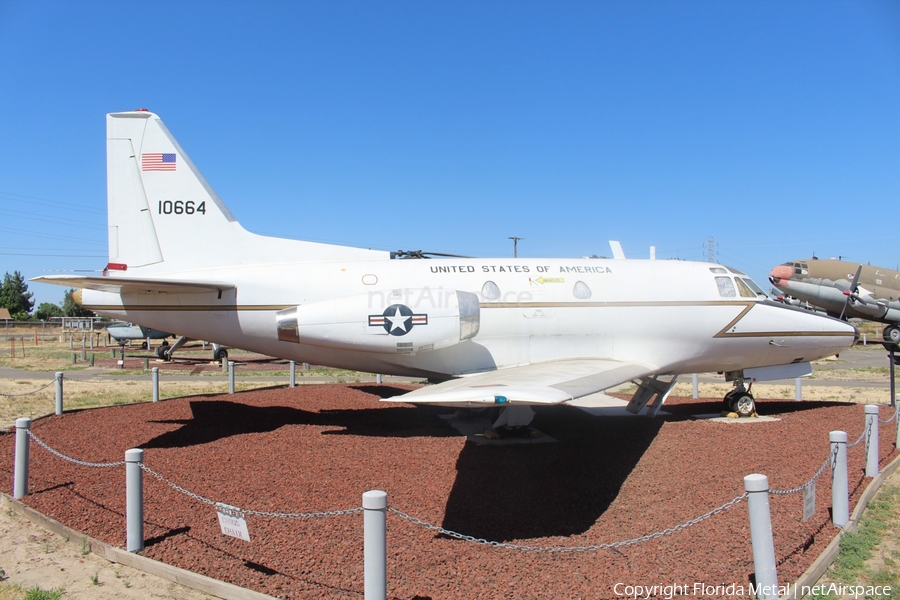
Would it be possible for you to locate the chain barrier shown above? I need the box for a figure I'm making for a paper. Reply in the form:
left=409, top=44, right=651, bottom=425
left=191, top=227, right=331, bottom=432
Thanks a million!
left=27, top=430, right=125, bottom=468
left=879, top=407, right=898, bottom=425
left=12, top=386, right=896, bottom=555
left=770, top=444, right=838, bottom=496
left=23, top=428, right=750, bottom=552
left=847, top=420, right=869, bottom=449
left=0, top=380, right=56, bottom=398
left=138, top=463, right=361, bottom=519
left=390, top=493, right=747, bottom=553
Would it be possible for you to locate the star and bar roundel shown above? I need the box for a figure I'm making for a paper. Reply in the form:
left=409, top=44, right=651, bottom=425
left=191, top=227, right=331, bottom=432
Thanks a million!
left=368, top=304, right=428, bottom=336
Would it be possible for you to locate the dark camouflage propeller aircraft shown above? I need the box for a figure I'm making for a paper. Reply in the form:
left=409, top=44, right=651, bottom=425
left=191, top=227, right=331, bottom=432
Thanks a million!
left=770, top=258, right=900, bottom=348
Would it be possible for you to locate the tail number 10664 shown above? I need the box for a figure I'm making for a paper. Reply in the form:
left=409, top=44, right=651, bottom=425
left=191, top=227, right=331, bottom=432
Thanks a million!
left=158, top=201, right=206, bottom=215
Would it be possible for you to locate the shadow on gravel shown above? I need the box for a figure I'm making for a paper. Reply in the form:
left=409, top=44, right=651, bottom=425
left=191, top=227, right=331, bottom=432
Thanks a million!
left=661, top=398, right=851, bottom=419
left=140, top=399, right=457, bottom=448
left=441, top=406, right=663, bottom=540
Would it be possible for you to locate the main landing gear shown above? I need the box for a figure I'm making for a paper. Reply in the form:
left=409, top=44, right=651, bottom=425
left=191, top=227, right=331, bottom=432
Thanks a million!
left=884, top=324, right=900, bottom=347
left=722, top=379, right=757, bottom=418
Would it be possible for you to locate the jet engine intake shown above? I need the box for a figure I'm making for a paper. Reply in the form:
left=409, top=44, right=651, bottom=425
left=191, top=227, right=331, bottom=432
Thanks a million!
left=276, top=289, right=480, bottom=354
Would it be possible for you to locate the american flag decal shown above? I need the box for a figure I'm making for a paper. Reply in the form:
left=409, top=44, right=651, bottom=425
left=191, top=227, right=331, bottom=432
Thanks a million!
left=142, top=153, right=177, bottom=171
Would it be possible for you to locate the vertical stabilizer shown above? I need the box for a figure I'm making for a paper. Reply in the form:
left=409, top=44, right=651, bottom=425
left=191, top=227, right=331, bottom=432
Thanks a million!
left=105, top=110, right=388, bottom=274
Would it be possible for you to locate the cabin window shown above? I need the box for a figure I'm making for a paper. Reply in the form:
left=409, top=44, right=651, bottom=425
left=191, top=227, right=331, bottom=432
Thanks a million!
left=573, top=280, right=592, bottom=299
left=481, top=281, right=501, bottom=300
left=715, top=276, right=736, bottom=297
left=709, top=267, right=728, bottom=274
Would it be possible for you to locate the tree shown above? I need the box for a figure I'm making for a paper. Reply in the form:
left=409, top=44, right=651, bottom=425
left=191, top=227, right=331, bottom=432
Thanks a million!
left=62, top=289, right=94, bottom=317
left=0, top=271, right=34, bottom=319
left=35, top=302, right=64, bottom=321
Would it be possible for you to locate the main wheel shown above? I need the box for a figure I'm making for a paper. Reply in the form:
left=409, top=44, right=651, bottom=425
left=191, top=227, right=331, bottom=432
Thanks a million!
left=730, top=394, right=756, bottom=417
left=884, top=325, right=900, bottom=345
left=214, top=348, right=228, bottom=361
left=156, top=346, right=170, bottom=360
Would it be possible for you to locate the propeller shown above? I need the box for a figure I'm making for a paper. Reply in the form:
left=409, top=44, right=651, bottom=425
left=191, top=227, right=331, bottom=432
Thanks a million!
left=839, top=265, right=863, bottom=320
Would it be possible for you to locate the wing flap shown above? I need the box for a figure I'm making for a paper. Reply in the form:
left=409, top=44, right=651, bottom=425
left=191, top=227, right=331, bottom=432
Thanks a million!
left=31, top=275, right=234, bottom=295
left=386, top=358, right=656, bottom=407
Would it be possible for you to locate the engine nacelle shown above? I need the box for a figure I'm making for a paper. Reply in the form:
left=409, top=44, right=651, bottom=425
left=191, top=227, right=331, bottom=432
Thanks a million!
left=276, top=289, right=480, bottom=354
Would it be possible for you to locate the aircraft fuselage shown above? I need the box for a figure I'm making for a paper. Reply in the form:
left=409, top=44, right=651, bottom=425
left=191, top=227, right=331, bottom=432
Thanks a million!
left=81, top=257, right=856, bottom=380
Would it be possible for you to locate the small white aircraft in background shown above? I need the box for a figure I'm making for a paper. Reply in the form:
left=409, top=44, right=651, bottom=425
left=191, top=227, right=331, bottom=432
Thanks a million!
left=35, top=110, right=857, bottom=428
left=105, top=321, right=228, bottom=361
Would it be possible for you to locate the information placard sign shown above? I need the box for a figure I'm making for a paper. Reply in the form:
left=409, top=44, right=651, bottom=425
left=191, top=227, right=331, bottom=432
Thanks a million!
left=802, top=481, right=815, bottom=522
left=216, top=503, right=251, bottom=542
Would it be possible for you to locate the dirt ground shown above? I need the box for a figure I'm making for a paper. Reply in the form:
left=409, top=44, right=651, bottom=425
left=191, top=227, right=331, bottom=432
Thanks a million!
left=0, top=502, right=215, bottom=600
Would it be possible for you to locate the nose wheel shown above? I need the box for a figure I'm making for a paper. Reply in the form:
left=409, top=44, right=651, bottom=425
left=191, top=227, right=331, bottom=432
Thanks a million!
left=723, top=381, right=757, bottom=417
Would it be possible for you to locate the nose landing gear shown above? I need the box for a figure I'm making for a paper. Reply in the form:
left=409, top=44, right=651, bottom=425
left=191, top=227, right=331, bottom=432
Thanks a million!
left=722, top=380, right=757, bottom=417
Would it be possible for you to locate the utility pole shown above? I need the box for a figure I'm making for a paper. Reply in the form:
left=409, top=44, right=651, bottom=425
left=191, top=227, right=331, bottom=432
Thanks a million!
left=509, top=237, right=524, bottom=258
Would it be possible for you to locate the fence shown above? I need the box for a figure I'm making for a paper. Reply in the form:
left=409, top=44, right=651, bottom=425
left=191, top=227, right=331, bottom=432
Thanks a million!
left=5, top=387, right=899, bottom=600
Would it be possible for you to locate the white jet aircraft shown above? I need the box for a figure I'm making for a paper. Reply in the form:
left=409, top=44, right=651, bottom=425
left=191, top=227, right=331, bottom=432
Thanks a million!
left=35, top=110, right=858, bottom=426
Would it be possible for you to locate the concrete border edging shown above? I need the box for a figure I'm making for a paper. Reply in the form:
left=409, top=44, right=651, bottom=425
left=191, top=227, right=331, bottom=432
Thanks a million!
left=0, top=493, right=276, bottom=600
left=786, top=452, right=900, bottom=599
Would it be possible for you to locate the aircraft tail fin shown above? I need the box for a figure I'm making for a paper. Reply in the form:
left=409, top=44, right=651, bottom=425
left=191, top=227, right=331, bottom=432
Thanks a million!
left=105, top=110, right=387, bottom=274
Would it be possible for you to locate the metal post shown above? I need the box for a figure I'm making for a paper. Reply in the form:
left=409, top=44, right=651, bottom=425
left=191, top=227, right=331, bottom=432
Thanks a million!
left=363, top=490, right=387, bottom=600
left=290, top=361, right=296, bottom=388
left=229, top=361, right=235, bottom=394
left=890, top=349, right=896, bottom=408
left=830, top=430, right=849, bottom=527
left=14, top=418, right=31, bottom=499
left=795, top=377, right=802, bottom=401
left=744, top=474, right=778, bottom=599
left=125, top=448, right=144, bottom=552
left=895, top=394, right=900, bottom=451
left=146, top=336, right=151, bottom=350
left=691, top=373, right=698, bottom=399
left=55, top=371, right=63, bottom=415
left=152, top=367, right=159, bottom=403
left=865, top=405, right=879, bottom=477
left=69, top=334, right=73, bottom=349
left=376, top=373, right=383, bottom=385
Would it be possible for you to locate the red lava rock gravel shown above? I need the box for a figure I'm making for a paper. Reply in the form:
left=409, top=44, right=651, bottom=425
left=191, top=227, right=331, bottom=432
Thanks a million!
left=1, top=386, right=896, bottom=599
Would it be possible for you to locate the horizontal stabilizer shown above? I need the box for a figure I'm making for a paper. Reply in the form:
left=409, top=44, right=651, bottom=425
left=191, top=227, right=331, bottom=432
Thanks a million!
left=31, top=275, right=234, bottom=295
left=385, top=358, right=656, bottom=407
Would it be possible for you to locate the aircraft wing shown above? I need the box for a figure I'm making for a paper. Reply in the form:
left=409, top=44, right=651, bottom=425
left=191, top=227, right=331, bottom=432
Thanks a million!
left=31, top=275, right=234, bottom=295
left=385, top=358, right=657, bottom=407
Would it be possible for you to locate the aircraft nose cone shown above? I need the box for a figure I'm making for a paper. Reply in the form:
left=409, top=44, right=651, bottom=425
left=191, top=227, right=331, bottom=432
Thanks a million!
left=769, top=265, right=792, bottom=285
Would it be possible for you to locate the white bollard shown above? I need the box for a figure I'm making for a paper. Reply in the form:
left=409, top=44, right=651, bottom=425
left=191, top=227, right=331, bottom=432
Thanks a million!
left=865, top=405, right=879, bottom=477
left=125, top=448, right=144, bottom=552
left=14, top=418, right=31, bottom=499
left=795, top=377, right=802, bottom=401
left=744, top=474, right=778, bottom=599
left=363, top=490, right=387, bottom=600
left=229, top=361, right=235, bottom=394
left=152, top=367, right=159, bottom=403
left=691, top=373, right=698, bottom=399
left=376, top=373, right=383, bottom=385
left=830, top=431, right=849, bottom=527
left=55, top=371, right=63, bottom=415
left=290, top=361, right=296, bottom=388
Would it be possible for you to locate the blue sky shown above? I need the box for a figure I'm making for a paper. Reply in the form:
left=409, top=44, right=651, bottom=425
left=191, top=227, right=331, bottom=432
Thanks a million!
left=1, top=1, right=898, bottom=308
